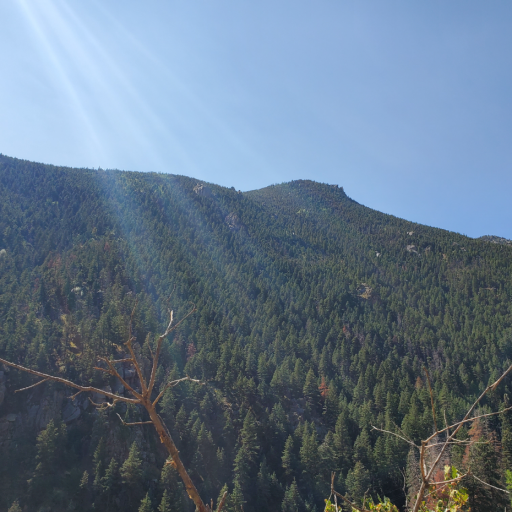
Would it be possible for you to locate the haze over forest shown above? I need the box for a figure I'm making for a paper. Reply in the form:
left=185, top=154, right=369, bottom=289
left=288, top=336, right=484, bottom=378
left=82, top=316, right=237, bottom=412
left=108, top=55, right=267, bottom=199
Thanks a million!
left=1, top=155, right=512, bottom=511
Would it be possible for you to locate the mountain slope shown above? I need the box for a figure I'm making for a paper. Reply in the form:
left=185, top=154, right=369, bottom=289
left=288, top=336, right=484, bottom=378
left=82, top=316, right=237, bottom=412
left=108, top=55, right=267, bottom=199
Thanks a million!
left=0, top=154, right=511, bottom=512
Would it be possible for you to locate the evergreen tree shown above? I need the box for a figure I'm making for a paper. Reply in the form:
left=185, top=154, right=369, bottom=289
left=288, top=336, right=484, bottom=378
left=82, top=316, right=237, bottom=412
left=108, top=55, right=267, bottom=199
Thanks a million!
left=121, top=442, right=143, bottom=485
left=345, top=461, right=371, bottom=505
left=303, top=369, right=320, bottom=414
left=158, top=490, right=171, bottom=512
left=7, top=501, right=22, bottom=512
left=139, top=492, right=153, bottom=512
left=282, top=435, right=298, bottom=481
left=281, top=479, right=304, bottom=512
left=299, top=424, right=320, bottom=490
left=121, top=442, right=144, bottom=507
left=464, top=421, right=508, bottom=512
left=30, top=419, right=67, bottom=496
left=93, top=437, right=106, bottom=492
left=160, top=463, right=185, bottom=512
left=101, top=458, right=120, bottom=510
left=233, top=410, right=260, bottom=505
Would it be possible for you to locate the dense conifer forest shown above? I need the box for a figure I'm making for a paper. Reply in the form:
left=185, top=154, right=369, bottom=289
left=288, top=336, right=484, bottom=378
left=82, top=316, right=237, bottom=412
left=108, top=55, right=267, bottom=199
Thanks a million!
left=1, top=154, right=512, bottom=511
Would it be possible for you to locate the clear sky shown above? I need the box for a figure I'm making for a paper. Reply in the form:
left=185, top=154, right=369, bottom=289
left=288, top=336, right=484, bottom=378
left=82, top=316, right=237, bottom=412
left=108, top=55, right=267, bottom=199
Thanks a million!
left=1, top=0, right=511, bottom=239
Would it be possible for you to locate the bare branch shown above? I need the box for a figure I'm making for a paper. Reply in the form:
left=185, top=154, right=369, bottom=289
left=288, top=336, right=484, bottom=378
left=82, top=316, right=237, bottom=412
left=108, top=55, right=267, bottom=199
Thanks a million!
left=116, top=413, right=153, bottom=427
left=69, top=389, right=84, bottom=400
left=0, top=357, right=139, bottom=404
left=98, top=356, right=142, bottom=399
left=371, top=425, right=418, bottom=449
left=147, top=309, right=173, bottom=396
left=427, top=406, right=512, bottom=439
left=124, top=299, right=148, bottom=394
left=425, top=362, right=512, bottom=446
left=93, top=366, right=111, bottom=375
left=332, top=490, right=372, bottom=512
left=472, top=473, right=510, bottom=493
left=109, top=358, right=134, bottom=364
left=0, top=299, right=209, bottom=512
left=14, top=377, right=49, bottom=393
left=428, top=473, right=468, bottom=487
left=166, top=304, right=196, bottom=334
left=153, top=376, right=204, bottom=407
left=424, top=366, right=438, bottom=433
left=125, top=335, right=148, bottom=395
left=490, top=363, right=512, bottom=391
left=216, top=491, right=228, bottom=512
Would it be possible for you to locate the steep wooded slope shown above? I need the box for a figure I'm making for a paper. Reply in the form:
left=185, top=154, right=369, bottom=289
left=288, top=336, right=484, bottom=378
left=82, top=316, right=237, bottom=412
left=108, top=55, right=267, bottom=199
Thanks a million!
left=1, top=154, right=511, bottom=511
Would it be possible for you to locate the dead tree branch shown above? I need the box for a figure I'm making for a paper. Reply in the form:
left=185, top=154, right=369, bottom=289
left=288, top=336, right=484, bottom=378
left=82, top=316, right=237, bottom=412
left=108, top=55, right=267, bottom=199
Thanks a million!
left=371, top=361, right=512, bottom=512
left=0, top=301, right=225, bottom=512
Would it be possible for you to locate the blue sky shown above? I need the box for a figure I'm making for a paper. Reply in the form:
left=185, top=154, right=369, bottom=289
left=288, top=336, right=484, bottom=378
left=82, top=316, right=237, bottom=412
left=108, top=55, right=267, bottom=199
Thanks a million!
left=1, top=1, right=511, bottom=239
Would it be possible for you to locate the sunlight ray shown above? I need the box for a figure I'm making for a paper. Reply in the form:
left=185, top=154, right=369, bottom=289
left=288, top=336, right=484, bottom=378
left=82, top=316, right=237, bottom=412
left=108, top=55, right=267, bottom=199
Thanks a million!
left=17, top=0, right=104, bottom=161
left=55, top=0, right=195, bottom=175
left=91, top=0, right=271, bottom=176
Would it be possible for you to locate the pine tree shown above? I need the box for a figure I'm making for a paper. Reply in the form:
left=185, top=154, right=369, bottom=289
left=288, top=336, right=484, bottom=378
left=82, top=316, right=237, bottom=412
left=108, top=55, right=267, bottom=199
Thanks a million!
left=158, top=490, right=171, bottom=512
left=121, top=441, right=144, bottom=506
left=101, top=457, right=120, bottom=509
left=139, top=492, right=153, bottom=512
left=7, top=500, right=22, bottom=512
left=231, top=481, right=245, bottom=512
left=233, top=410, right=260, bottom=504
left=303, top=368, right=320, bottom=414
left=160, top=463, right=185, bottom=512
left=282, top=435, right=298, bottom=481
left=80, top=470, right=89, bottom=491
left=93, top=437, right=106, bottom=492
left=31, top=419, right=67, bottom=495
left=256, top=458, right=281, bottom=510
left=464, top=420, right=508, bottom=512
left=281, top=479, right=304, bottom=512
left=299, top=425, right=320, bottom=482
left=121, top=442, right=143, bottom=485
left=345, top=461, right=370, bottom=505
left=333, top=411, right=352, bottom=472
left=353, top=428, right=373, bottom=468
left=501, top=407, right=512, bottom=470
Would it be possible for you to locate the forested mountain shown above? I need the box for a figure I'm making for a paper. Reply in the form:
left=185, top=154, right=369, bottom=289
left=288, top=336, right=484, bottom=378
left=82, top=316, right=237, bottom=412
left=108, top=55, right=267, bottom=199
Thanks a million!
left=1, top=154, right=512, bottom=512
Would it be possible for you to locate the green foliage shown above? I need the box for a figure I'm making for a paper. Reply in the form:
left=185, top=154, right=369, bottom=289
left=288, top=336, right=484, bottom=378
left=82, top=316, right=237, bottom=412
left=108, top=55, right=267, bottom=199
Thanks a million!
left=417, top=466, right=468, bottom=512
left=139, top=492, right=154, bottom=512
left=121, top=442, right=143, bottom=485
left=7, top=500, right=22, bottom=512
left=1, top=155, right=512, bottom=510
left=282, top=479, right=304, bottom=512
left=158, top=490, right=171, bottom=512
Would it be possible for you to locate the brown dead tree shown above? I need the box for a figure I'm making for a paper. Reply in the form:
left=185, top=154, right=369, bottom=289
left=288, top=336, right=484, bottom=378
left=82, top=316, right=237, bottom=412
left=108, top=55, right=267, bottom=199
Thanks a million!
left=324, top=365, right=512, bottom=512
left=0, top=302, right=227, bottom=512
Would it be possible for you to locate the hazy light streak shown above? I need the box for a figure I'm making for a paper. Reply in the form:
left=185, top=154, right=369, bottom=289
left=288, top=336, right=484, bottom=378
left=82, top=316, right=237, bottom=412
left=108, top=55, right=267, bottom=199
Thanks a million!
left=58, top=0, right=202, bottom=175
left=91, top=0, right=271, bottom=176
left=17, top=0, right=104, bottom=160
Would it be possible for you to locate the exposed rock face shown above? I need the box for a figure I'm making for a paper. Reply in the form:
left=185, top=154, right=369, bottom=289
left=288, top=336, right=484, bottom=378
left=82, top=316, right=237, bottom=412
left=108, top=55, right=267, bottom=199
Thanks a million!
left=193, top=184, right=213, bottom=197
left=406, top=244, right=419, bottom=254
left=479, top=235, right=512, bottom=246
left=62, top=399, right=81, bottom=423
left=225, top=212, right=243, bottom=230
